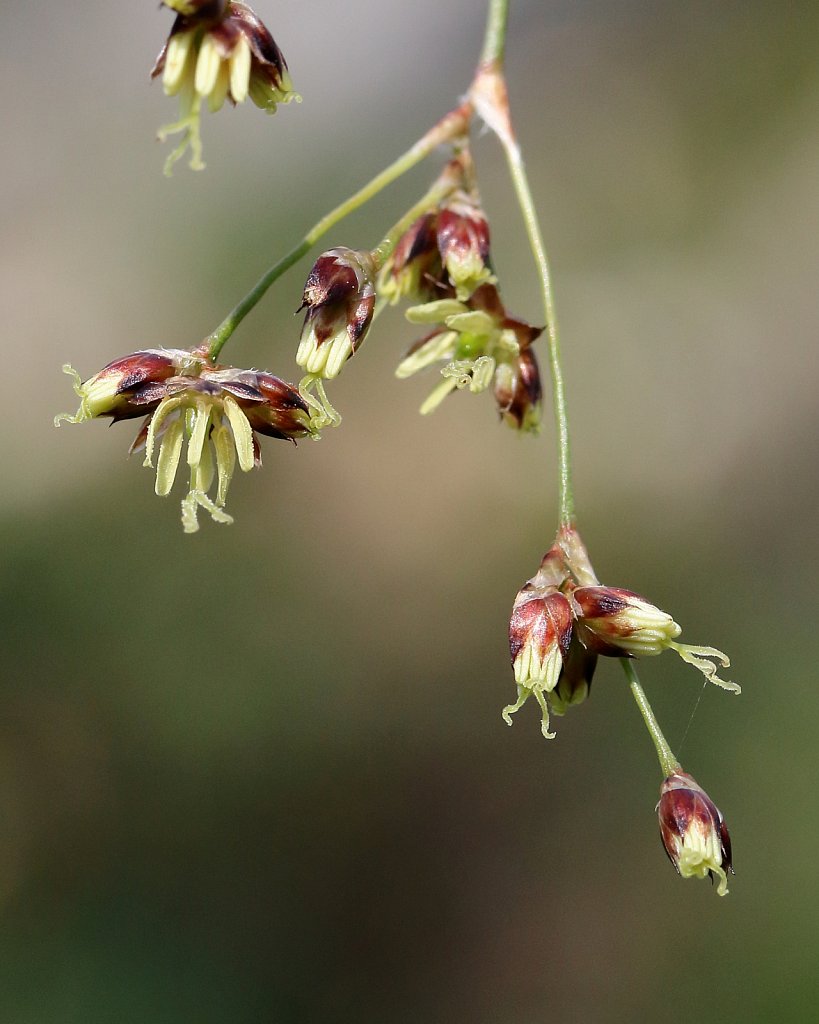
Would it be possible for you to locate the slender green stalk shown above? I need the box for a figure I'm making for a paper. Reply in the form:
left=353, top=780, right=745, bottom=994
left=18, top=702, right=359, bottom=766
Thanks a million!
left=471, top=1, right=576, bottom=526
left=621, top=659, right=681, bottom=777
left=502, top=143, right=574, bottom=525
left=479, top=0, right=510, bottom=67
left=206, top=104, right=471, bottom=362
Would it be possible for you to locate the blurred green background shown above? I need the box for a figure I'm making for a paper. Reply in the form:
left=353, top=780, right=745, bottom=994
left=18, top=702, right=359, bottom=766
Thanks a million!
left=3, top=1, right=818, bottom=1020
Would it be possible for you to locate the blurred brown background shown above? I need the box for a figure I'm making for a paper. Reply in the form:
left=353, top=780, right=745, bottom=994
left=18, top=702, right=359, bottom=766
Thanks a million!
left=2, top=1, right=818, bottom=1020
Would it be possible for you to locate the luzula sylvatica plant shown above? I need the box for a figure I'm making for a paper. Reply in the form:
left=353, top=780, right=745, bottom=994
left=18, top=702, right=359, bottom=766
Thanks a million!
left=56, top=0, right=738, bottom=895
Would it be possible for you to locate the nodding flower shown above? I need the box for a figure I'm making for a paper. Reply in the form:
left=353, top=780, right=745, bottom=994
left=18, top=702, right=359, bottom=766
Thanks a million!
left=572, top=586, right=739, bottom=693
left=295, top=248, right=377, bottom=380
left=380, top=151, right=494, bottom=305
left=56, top=350, right=313, bottom=532
left=152, top=1, right=299, bottom=172
left=503, top=548, right=574, bottom=739
left=658, top=771, right=734, bottom=896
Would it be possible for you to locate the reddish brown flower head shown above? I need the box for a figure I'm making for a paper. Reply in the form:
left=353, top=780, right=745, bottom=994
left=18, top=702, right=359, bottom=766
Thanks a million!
left=504, top=589, right=573, bottom=739
left=382, top=214, right=445, bottom=304
left=572, top=586, right=682, bottom=657
left=57, top=351, right=312, bottom=532
left=153, top=1, right=294, bottom=108
left=572, top=584, right=739, bottom=691
left=153, top=1, right=298, bottom=173
left=658, top=771, right=733, bottom=895
left=296, top=248, right=377, bottom=379
left=380, top=149, right=495, bottom=306
left=435, top=190, right=493, bottom=300
left=55, top=349, right=198, bottom=425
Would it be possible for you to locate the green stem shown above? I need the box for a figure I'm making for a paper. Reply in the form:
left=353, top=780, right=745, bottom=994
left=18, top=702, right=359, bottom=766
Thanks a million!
left=497, top=131, right=575, bottom=526
left=472, top=2, right=576, bottom=525
left=479, top=0, right=509, bottom=67
left=621, top=659, right=681, bottom=777
left=206, top=103, right=471, bottom=362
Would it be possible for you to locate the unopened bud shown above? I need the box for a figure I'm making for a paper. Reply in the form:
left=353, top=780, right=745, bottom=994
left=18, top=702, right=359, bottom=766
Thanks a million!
left=436, top=190, right=494, bottom=301
left=658, top=771, right=733, bottom=896
left=573, top=586, right=681, bottom=656
left=380, top=214, right=443, bottom=305
left=573, top=586, right=739, bottom=693
left=295, top=248, right=377, bottom=379
left=54, top=349, right=196, bottom=425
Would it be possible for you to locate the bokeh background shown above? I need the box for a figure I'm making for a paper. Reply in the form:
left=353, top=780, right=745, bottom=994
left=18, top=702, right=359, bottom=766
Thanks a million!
left=3, top=1, right=818, bottom=1020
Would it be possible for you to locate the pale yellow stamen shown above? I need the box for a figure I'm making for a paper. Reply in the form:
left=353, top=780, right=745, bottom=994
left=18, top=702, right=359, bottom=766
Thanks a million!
left=324, top=332, right=353, bottom=379
left=186, top=401, right=212, bottom=469
left=405, top=299, right=466, bottom=325
left=194, top=34, right=222, bottom=98
left=229, top=35, right=251, bottom=104
left=419, top=376, right=459, bottom=415
left=395, top=331, right=458, bottom=379
left=222, top=395, right=254, bottom=472
left=155, top=417, right=185, bottom=496
left=212, top=422, right=237, bottom=507
left=144, top=396, right=187, bottom=469
left=163, top=31, right=195, bottom=96
left=208, top=61, right=231, bottom=112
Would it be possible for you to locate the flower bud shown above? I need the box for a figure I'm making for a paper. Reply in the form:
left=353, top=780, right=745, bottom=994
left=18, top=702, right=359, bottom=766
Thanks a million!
left=573, top=586, right=681, bottom=657
left=54, top=350, right=196, bottom=425
left=380, top=214, right=443, bottom=305
left=503, top=590, right=573, bottom=739
left=658, top=771, right=733, bottom=896
left=295, top=248, right=377, bottom=379
left=573, top=586, right=739, bottom=692
left=436, top=190, right=493, bottom=301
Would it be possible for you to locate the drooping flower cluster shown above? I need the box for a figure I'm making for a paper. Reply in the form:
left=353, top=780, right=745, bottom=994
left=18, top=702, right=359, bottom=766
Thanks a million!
left=152, top=0, right=299, bottom=173
left=379, top=152, right=543, bottom=430
left=658, top=771, right=733, bottom=896
left=504, top=525, right=739, bottom=740
left=56, top=348, right=313, bottom=532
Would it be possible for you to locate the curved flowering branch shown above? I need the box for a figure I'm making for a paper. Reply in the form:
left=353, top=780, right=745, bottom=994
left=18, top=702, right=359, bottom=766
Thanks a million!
left=54, top=0, right=739, bottom=897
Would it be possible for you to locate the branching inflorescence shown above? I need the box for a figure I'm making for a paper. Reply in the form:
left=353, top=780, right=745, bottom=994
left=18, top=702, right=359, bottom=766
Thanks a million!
left=56, top=0, right=738, bottom=895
